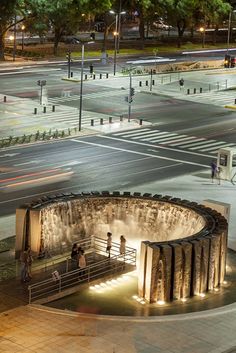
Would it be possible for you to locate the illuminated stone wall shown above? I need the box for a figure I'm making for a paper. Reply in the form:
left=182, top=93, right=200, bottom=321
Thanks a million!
left=15, top=191, right=228, bottom=302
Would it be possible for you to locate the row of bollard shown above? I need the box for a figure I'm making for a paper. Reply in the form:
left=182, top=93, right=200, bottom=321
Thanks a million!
left=34, top=105, right=56, bottom=114
left=90, top=116, right=143, bottom=126
left=187, top=88, right=203, bottom=94
left=139, top=80, right=155, bottom=87
left=69, top=73, right=109, bottom=80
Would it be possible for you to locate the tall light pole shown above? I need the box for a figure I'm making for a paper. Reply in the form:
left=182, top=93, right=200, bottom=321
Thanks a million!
left=227, top=10, right=236, bottom=54
left=21, top=25, right=25, bottom=51
left=13, top=15, right=17, bottom=61
left=199, top=27, right=205, bottom=48
left=79, top=43, right=84, bottom=132
left=109, top=10, right=126, bottom=75
left=126, top=67, right=135, bottom=122
left=78, top=35, right=94, bottom=132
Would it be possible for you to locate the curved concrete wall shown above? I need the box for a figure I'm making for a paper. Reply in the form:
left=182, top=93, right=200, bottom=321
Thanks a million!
left=15, top=191, right=228, bottom=303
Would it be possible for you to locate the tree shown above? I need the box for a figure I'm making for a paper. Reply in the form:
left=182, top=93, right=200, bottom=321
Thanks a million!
left=27, top=0, right=111, bottom=55
left=166, top=0, right=230, bottom=47
left=0, top=0, right=21, bottom=60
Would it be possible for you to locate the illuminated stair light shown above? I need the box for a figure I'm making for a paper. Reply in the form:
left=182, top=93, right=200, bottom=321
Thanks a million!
left=157, top=300, right=165, bottom=305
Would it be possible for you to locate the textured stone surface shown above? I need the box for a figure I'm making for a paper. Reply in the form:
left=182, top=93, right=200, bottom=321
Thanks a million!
left=15, top=192, right=228, bottom=303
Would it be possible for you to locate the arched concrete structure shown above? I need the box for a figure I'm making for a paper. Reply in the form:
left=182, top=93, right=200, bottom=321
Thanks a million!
left=15, top=191, right=228, bottom=303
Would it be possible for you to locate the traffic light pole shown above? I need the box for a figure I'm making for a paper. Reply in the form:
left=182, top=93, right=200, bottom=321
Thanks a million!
left=67, top=51, right=71, bottom=79
left=79, top=44, right=84, bottom=132
left=128, top=71, right=132, bottom=122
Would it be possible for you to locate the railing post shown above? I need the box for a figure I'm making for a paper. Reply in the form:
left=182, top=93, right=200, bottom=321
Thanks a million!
left=28, top=286, right=32, bottom=304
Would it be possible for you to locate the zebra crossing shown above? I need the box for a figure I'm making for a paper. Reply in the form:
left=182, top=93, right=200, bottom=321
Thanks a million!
left=36, top=109, right=108, bottom=128
left=48, top=90, right=124, bottom=104
left=174, top=90, right=236, bottom=107
left=110, top=127, right=236, bottom=154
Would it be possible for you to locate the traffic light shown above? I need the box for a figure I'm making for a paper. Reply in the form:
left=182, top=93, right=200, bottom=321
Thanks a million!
left=179, top=78, right=184, bottom=87
left=130, top=87, right=135, bottom=96
left=89, top=64, right=93, bottom=74
left=231, top=56, right=235, bottom=68
left=90, top=32, right=95, bottom=41
left=224, top=54, right=230, bottom=68
left=66, top=51, right=71, bottom=60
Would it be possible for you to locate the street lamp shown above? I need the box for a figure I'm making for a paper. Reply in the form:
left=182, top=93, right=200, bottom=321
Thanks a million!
left=109, top=10, right=126, bottom=75
left=125, top=67, right=136, bottom=122
left=199, top=27, right=205, bottom=48
left=21, top=25, right=25, bottom=51
left=77, top=36, right=94, bottom=132
left=227, top=10, right=236, bottom=54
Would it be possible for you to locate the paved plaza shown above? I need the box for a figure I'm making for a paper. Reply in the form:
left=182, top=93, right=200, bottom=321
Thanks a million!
left=1, top=171, right=236, bottom=353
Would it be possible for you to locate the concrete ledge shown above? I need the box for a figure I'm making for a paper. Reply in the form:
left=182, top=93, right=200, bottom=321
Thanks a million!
left=29, top=301, right=236, bottom=322
left=61, top=77, right=80, bottom=82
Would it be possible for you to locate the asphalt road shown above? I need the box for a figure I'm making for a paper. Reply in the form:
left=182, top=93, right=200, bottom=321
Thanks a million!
left=0, top=129, right=221, bottom=216
left=1, top=60, right=236, bottom=217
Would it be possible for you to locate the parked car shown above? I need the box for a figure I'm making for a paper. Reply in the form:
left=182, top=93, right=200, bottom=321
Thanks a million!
left=152, top=21, right=172, bottom=30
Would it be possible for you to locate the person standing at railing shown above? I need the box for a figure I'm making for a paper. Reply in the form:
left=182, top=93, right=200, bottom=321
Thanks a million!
left=71, top=243, right=78, bottom=260
left=106, top=232, right=112, bottom=258
left=26, top=247, right=33, bottom=280
left=20, top=249, right=29, bottom=283
left=78, top=249, right=86, bottom=279
left=120, top=235, right=126, bottom=255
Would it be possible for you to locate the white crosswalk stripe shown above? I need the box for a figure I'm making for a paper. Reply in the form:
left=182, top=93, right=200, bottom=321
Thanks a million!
left=169, top=137, right=205, bottom=146
left=34, top=109, right=109, bottom=128
left=111, top=127, right=236, bottom=154
left=173, top=90, right=236, bottom=107
left=49, top=90, right=123, bottom=104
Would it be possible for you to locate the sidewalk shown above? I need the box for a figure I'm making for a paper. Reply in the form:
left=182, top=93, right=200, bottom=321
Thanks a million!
left=0, top=170, right=236, bottom=353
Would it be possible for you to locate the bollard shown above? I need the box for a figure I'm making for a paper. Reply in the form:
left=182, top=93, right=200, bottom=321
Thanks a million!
left=120, top=115, right=123, bottom=122
left=34, top=108, right=37, bottom=114
left=193, top=88, right=196, bottom=94
left=109, top=116, right=112, bottom=124
left=139, top=81, right=142, bottom=87
left=146, top=80, right=148, bottom=86
left=106, top=73, right=109, bottom=78
left=43, top=106, right=46, bottom=113
left=152, top=80, right=155, bottom=85
left=100, top=73, right=102, bottom=79
left=93, top=74, right=96, bottom=80
left=139, top=119, right=143, bottom=126
left=209, top=84, right=211, bottom=92
left=91, top=119, right=94, bottom=126
left=85, top=74, right=88, bottom=80
left=70, top=72, right=73, bottom=78
left=200, top=88, right=203, bottom=93
left=52, top=105, right=55, bottom=112
left=100, top=118, right=103, bottom=125
left=234, top=99, right=236, bottom=105
left=187, top=89, right=190, bottom=95
left=3, top=96, right=6, bottom=102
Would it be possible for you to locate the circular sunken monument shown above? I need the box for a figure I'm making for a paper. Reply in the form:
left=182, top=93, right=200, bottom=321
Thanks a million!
left=16, top=191, right=228, bottom=303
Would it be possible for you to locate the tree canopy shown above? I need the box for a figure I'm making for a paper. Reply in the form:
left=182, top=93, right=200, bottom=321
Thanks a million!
left=0, top=0, right=233, bottom=60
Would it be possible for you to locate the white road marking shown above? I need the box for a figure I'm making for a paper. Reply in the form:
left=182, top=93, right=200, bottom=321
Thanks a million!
left=189, top=141, right=224, bottom=150
left=171, top=138, right=206, bottom=147
left=0, top=153, right=20, bottom=158
left=93, top=134, right=215, bottom=159
left=14, top=160, right=43, bottom=166
left=70, top=138, right=209, bottom=168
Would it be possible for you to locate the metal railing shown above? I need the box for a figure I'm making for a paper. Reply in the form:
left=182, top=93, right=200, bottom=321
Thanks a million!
left=28, top=236, right=136, bottom=304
